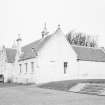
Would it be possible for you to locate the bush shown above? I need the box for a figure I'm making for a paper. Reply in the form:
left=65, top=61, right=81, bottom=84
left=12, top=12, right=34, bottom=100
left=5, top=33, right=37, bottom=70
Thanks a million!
left=7, top=78, right=13, bottom=83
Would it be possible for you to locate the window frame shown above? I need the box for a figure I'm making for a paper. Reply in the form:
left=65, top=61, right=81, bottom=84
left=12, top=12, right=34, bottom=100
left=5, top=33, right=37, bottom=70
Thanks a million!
left=25, top=63, right=28, bottom=73
left=31, top=62, right=34, bottom=73
left=19, top=64, right=22, bottom=73
left=64, top=62, right=68, bottom=74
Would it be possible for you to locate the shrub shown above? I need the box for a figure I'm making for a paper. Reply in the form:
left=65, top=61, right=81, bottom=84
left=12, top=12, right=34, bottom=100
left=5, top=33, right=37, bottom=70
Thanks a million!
left=7, top=78, right=13, bottom=83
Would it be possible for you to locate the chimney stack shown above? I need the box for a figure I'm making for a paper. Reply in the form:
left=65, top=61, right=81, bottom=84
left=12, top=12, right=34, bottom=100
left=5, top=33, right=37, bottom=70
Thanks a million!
left=41, top=23, right=49, bottom=38
left=16, top=34, right=22, bottom=54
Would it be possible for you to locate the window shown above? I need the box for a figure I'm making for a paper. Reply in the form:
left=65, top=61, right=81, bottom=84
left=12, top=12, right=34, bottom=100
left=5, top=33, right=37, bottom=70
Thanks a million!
left=31, top=62, right=34, bottom=72
left=19, top=64, right=22, bottom=73
left=25, top=63, right=28, bottom=73
left=32, top=48, right=38, bottom=56
left=64, top=62, right=68, bottom=74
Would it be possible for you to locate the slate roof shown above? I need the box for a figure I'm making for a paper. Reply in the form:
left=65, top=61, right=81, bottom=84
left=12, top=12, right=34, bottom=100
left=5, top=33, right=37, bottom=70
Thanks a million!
left=6, top=48, right=17, bottom=63
left=19, top=35, right=53, bottom=61
left=72, top=45, right=105, bottom=62
left=18, top=31, right=105, bottom=62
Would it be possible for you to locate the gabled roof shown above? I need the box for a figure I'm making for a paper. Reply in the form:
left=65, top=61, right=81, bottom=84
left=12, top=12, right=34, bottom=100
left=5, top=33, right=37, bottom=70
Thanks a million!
left=72, top=45, right=105, bottom=62
left=19, top=35, right=53, bottom=61
left=6, top=48, right=17, bottom=63
left=19, top=27, right=65, bottom=61
left=18, top=27, right=105, bottom=62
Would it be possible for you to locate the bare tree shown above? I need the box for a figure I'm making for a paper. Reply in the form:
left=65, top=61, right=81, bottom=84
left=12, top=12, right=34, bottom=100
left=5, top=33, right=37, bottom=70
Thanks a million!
left=66, top=31, right=97, bottom=47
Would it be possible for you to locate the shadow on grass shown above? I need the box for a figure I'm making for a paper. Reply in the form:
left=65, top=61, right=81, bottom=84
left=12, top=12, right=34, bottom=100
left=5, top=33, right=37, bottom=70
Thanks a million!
left=38, top=79, right=105, bottom=91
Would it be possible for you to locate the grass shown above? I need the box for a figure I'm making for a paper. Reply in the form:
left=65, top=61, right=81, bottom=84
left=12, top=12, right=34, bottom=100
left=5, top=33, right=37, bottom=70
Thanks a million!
left=0, top=85, right=105, bottom=105
left=0, top=80, right=105, bottom=104
left=0, top=82, right=35, bottom=88
left=38, top=79, right=105, bottom=91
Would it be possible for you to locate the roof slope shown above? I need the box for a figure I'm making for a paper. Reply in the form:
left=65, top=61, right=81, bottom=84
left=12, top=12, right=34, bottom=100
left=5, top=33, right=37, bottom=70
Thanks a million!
left=19, top=35, right=53, bottom=61
left=72, top=45, right=105, bottom=62
left=6, top=48, right=17, bottom=63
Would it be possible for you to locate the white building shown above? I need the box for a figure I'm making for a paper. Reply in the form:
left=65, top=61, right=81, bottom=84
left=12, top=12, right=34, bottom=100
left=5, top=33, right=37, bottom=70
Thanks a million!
left=0, top=45, right=16, bottom=82
left=1, top=25, right=105, bottom=84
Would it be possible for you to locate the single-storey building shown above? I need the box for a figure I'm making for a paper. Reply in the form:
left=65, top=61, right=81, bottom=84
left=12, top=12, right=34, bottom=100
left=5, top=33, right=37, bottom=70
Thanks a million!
left=0, top=25, right=105, bottom=84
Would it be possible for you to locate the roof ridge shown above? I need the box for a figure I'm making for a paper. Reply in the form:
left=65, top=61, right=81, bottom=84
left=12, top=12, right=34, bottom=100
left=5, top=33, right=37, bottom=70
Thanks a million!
left=72, top=44, right=105, bottom=62
left=22, top=34, right=53, bottom=49
left=71, top=44, right=102, bottom=50
left=22, top=39, right=41, bottom=48
left=19, top=34, right=53, bottom=61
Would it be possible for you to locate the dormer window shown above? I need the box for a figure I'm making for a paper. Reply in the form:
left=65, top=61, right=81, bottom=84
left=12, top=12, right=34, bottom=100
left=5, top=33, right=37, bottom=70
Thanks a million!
left=32, top=48, right=38, bottom=56
left=32, top=48, right=35, bottom=53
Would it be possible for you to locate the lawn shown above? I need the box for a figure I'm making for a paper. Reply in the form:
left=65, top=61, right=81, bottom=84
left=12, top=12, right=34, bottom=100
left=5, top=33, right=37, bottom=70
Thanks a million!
left=38, top=79, right=105, bottom=91
left=0, top=84, right=105, bottom=105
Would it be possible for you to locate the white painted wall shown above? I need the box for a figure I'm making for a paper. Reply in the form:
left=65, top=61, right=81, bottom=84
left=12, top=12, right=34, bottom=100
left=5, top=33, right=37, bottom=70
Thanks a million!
left=14, top=58, right=38, bottom=83
left=13, top=30, right=105, bottom=84
left=36, top=30, right=78, bottom=83
left=76, top=61, right=105, bottom=79
left=0, top=48, right=14, bottom=82
left=3, top=63, right=15, bottom=82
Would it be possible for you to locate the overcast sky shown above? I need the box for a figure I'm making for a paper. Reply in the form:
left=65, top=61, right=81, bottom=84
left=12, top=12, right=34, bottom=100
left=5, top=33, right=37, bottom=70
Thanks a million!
left=0, top=0, right=105, bottom=47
